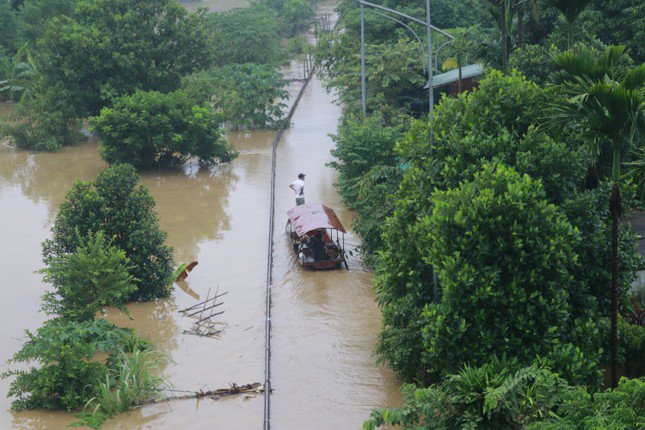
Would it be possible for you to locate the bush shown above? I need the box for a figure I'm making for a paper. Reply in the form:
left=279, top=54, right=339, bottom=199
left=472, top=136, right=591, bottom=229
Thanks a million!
left=418, top=164, right=580, bottom=376
left=560, top=185, right=642, bottom=321
left=2, top=85, right=84, bottom=150
left=91, top=90, right=236, bottom=170
left=37, top=0, right=211, bottom=118
left=182, top=64, right=288, bottom=130
left=257, top=0, right=315, bottom=37
left=352, top=165, right=401, bottom=256
left=43, top=164, right=174, bottom=300
left=509, top=44, right=559, bottom=85
left=365, top=357, right=570, bottom=430
left=4, top=318, right=140, bottom=411
left=328, top=112, right=406, bottom=206
left=527, top=377, right=645, bottom=429
left=40, top=231, right=135, bottom=322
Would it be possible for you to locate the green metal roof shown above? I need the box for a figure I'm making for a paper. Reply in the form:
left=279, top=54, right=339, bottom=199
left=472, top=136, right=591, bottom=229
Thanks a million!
left=425, top=64, right=485, bottom=89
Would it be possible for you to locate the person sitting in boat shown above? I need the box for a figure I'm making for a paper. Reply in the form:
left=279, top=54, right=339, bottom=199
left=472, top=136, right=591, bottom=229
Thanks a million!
left=324, top=242, right=340, bottom=260
left=297, top=240, right=315, bottom=263
left=310, top=232, right=324, bottom=261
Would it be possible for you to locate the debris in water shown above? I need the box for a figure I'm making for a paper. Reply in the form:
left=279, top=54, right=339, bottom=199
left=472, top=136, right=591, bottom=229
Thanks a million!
left=173, top=261, right=199, bottom=281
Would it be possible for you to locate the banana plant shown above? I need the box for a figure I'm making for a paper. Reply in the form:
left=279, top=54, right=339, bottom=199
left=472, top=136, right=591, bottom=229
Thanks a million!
left=0, top=44, right=40, bottom=102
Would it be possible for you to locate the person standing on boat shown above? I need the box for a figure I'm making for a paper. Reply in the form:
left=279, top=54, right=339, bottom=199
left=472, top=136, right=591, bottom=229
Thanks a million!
left=289, top=173, right=306, bottom=206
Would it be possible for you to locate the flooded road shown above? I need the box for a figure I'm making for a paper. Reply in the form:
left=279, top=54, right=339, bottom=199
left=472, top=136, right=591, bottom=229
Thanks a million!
left=179, top=0, right=248, bottom=12
left=0, top=9, right=400, bottom=429
left=270, top=77, right=402, bottom=429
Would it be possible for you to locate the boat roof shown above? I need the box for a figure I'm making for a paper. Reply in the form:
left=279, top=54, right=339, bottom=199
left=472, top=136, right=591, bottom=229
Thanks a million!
left=287, top=203, right=346, bottom=237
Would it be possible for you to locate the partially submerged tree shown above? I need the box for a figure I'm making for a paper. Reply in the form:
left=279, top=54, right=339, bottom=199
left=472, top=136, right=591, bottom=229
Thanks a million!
left=92, top=90, right=237, bottom=169
left=43, top=164, right=175, bottom=300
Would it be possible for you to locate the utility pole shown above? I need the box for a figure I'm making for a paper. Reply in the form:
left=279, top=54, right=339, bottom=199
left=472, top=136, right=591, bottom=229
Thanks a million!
left=426, top=0, right=433, bottom=120
left=357, top=0, right=450, bottom=116
left=360, top=3, right=367, bottom=116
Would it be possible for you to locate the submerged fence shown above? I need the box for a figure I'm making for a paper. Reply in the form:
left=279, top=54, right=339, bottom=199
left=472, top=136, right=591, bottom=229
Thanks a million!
left=263, top=63, right=316, bottom=430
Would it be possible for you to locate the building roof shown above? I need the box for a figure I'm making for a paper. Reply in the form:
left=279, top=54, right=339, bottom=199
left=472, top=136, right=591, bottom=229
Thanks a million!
left=287, top=204, right=346, bottom=237
left=425, top=64, right=485, bottom=89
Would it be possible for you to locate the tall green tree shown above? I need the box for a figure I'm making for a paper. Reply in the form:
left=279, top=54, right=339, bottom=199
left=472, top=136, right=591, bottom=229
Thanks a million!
left=548, top=44, right=644, bottom=387
left=43, top=164, right=175, bottom=300
left=0, top=0, right=18, bottom=53
left=37, top=0, right=211, bottom=118
left=208, top=6, right=281, bottom=66
left=17, top=0, right=77, bottom=46
left=544, top=0, right=592, bottom=48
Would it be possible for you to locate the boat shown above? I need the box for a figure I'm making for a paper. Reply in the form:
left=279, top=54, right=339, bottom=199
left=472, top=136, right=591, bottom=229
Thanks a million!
left=285, top=203, right=348, bottom=269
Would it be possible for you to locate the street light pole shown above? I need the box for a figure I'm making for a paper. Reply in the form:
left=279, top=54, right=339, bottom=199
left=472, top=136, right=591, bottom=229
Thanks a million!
left=360, top=3, right=367, bottom=116
left=426, top=0, right=433, bottom=120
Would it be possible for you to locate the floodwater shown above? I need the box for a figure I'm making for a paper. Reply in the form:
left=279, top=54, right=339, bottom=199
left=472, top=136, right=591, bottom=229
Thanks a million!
left=0, top=80, right=400, bottom=430
left=179, top=0, right=248, bottom=12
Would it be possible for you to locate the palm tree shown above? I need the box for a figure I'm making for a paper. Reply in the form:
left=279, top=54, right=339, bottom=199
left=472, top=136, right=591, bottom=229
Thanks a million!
left=544, top=0, right=592, bottom=48
left=485, top=0, right=516, bottom=71
left=548, top=45, right=644, bottom=388
left=446, top=28, right=482, bottom=93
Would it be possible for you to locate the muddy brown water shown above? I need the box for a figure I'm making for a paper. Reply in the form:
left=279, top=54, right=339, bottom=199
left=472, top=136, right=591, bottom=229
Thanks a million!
left=179, top=0, right=248, bottom=12
left=0, top=75, right=401, bottom=429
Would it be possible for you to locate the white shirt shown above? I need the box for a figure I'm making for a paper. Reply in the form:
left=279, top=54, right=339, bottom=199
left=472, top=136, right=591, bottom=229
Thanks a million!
left=291, top=179, right=304, bottom=197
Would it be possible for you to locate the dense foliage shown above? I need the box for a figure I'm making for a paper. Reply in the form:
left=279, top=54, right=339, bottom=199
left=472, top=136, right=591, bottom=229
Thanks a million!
left=208, top=6, right=281, bottom=66
left=40, top=232, right=134, bottom=321
left=319, top=5, right=643, bottom=423
left=365, top=359, right=645, bottom=430
left=419, top=164, right=583, bottom=376
left=37, top=0, right=210, bottom=118
left=43, top=164, right=174, bottom=300
left=182, top=63, right=289, bottom=130
left=1, top=0, right=319, bottom=152
left=91, top=90, right=236, bottom=169
left=5, top=318, right=140, bottom=411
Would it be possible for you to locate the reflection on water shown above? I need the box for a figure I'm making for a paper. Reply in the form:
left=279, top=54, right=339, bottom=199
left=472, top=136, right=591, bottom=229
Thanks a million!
left=0, top=128, right=273, bottom=428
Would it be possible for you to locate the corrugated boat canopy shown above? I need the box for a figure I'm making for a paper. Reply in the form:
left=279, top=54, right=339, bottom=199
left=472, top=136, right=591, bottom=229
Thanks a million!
left=287, top=204, right=346, bottom=237
left=424, top=64, right=485, bottom=89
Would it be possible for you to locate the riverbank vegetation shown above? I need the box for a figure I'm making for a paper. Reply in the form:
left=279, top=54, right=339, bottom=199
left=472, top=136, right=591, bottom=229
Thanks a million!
left=0, top=0, right=319, bottom=167
left=316, top=1, right=643, bottom=428
left=3, top=166, right=173, bottom=426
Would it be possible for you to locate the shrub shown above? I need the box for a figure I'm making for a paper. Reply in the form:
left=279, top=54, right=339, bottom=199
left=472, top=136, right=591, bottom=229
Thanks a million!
left=2, top=85, right=84, bottom=150
left=208, top=6, right=281, bottom=66
left=329, top=113, right=405, bottom=203
left=365, top=357, right=570, bottom=430
left=418, top=164, right=580, bottom=376
left=40, top=232, right=135, bottom=321
left=527, top=377, right=645, bottom=429
left=43, top=164, right=174, bottom=300
left=91, top=90, right=236, bottom=170
left=3, top=318, right=140, bottom=411
left=509, top=44, right=559, bottom=85
left=560, top=184, right=641, bottom=320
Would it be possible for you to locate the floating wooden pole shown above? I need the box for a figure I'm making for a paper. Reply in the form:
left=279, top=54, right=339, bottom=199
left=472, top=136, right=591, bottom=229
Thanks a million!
left=141, top=383, right=265, bottom=405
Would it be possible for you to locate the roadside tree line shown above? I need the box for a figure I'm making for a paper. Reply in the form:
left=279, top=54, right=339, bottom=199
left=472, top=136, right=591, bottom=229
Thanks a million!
left=316, top=1, right=644, bottom=428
